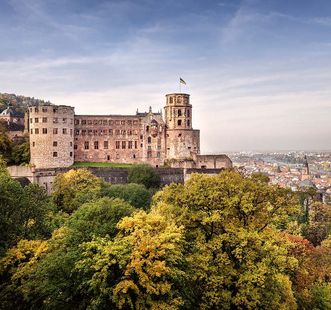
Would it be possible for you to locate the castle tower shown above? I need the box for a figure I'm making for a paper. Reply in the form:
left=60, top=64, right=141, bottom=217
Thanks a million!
left=29, top=105, right=75, bottom=168
left=164, top=93, right=200, bottom=160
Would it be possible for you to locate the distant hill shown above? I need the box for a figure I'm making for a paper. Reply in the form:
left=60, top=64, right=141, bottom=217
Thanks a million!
left=0, top=93, right=52, bottom=114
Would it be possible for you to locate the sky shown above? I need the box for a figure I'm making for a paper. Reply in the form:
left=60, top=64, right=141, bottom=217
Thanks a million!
left=0, top=0, right=331, bottom=152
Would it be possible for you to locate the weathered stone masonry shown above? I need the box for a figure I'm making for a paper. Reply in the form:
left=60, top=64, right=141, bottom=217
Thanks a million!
left=27, top=92, right=232, bottom=170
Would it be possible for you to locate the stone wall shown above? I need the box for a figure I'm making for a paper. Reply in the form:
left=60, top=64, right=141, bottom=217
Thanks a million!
left=29, top=105, right=75, bottom=168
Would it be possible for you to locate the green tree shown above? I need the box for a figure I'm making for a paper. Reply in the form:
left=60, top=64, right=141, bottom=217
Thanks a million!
left=0, top=175, right=52, bottom=256
left=153, top=170, right=300, bottom=309
left=301, top=202, right=331, bottom=246
left=52, top=168, right=105, bottom=213
left=10, top=139, right=30, bottom=165
left=128, top=164, right=160, bottom=189
left=8, top=198, right=135, bottom=309
left=76, top=208, right=185, bottom=309
left=103, top=183, right=151, bottom=210
left=0, top=126, right=12, bottom=163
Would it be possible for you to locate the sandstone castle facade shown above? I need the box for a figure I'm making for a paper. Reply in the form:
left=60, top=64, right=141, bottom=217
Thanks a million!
left=27, top=93, right=232, bottom=169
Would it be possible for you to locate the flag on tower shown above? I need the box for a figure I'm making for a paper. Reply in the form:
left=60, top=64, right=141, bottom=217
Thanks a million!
left=180, top=77, right=186, bottom=85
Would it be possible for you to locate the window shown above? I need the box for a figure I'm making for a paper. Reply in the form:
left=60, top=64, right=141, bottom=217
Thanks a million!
left=84, top=141, right=89, bottom=149
left=75, top=130, right=80, bottom=135
left=178, top=109, right=182, bottom=116
left=121, top=120, right=125, bottom=125
left=30, top=118, right=33, bottom=123
left=104, top=141, right=108, bottom=149
left=88, top=130, right=92, bottom=135
left=115, top=120, right=120, bottom=125
left=133, top=120, right=138, bottom=125
left=63, top=118, right=67, bottom=123
left=32, top=142, right=35, bottom=147
left=30, top=129, right=33, bottom=134
left=107, top=155, right=110, bottom=160
left=127, top=120, right=132, bottom=125
left=42, top=117, right=47, bottom=123
left=177, top=120, right=182, bottom=126
left=157, top=152, right=160, bottom=158
left=63, top=128, right=67, bottom=134
left=35, top=107, right=39, bottom=113
left=35, top=118, right=39, bottom=123
left=93, top=130, right=98, bottom=136
left=88, top=120, right=92, bottom=125
left=128, top=141, right=133, bottom=149
left=82, top=120, right=86, bottom=125
left=53, top=117, right=58, bottom=123
left=187, top=110, right=190, bottom=117
left=53, top=128, right=58, bottom=134
left=148, top=146, right=152, bottom=150
left=187, top=120, right=190, bottom=127
left=146, top=125, right=149, bottom=132
left=93, top=120, right=98, bottom=125
left=147, top=151, right=152, bottom=158
left=53, top=152, right=58, bottom=157
left=70, top=152, right=73, bottom=157
left=148, top=137, right=151, bottom=143
left=121, top=130, right=126, bottom=135
left=109, top=120, right=114, bottom=125
left=75, top=119, right=79, bottom=125
left=94, top=141, right=99, bottom=149
left=135, top=141, right=138, bottom=149
left=42, top=107, right=48, bottom=112
left=82, top=129, right=86, bottom=135
left=98, top=120, right=102, bottom=125
left=133, top=154, right=136, bottom=159
left=53, top=141, right=57, bottom=147
left=74, top=145, right=77, bottom=150
left=109, top=129, right=113, bottom=135
left=42, top=128, right=47, bottom=134
left=122, top=141, right=126, bottom=149
left=115, top=141, right=120, bottom=149
left=169, top=97, right=173, bottom=104
left=115, top=129, right=120, bottom=135
left=103, top=120, right=107, bottom=125
left=70, top=142, right=73, bottom=147
left=70, top=129, right=73, bottom=136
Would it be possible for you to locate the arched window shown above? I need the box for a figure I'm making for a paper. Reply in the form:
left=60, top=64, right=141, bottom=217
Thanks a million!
left=178, top=109, right=182, bottom=116
left=177, top=120, right=182, bottom=126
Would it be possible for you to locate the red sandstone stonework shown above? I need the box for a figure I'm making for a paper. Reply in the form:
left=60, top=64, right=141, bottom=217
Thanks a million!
left=27, top=93, right=232, bottom=169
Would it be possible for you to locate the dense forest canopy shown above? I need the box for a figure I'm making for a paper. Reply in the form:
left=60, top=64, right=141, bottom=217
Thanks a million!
left=0, top=164, right=330, bottom=309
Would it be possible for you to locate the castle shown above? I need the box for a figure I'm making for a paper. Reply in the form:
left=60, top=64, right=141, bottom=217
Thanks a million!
left=27, top=92, right=232, bottom=169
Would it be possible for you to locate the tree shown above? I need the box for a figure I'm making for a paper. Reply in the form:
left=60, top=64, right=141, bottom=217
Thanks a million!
left=0, top=125, right=12, bottom=163
left=301, top=202, right=331, bottom=246
left=76, top=209, right=185, bottom=309
left=10, top=139, right=30, bottom=165
left=102, top=183, right=151, bottom=210
left=6, top=198, right=135, bottom=309
left=152, top=170, right=300, bottom=309
left=0, top=240, right=48, bottom=310
left=0, top=175, right=52, bottom=256
left=128, top=164, right=160, bottom=189
left=52, top=169, right=105, bottom=213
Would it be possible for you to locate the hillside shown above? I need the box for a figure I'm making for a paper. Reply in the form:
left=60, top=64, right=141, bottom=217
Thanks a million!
left=0, top=93, right=52, bottom=114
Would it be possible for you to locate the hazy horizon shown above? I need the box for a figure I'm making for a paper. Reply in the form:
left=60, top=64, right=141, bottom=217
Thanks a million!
left=1, top=0, right=331, bottom=152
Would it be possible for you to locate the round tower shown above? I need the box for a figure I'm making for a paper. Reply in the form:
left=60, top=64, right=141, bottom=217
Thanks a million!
left=164, top=93, right=200, bottom=160
left=29, top=104, right=75, bottom=168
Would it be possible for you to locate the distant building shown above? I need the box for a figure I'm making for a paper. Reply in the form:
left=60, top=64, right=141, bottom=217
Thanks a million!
left=27, top=92, right=232, bottom=169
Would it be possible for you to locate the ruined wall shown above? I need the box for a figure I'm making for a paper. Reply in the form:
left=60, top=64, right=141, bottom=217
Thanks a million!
left=74, top=111, right=166, bottom=167
left=29, top=105, right=75, bottom=168
left=195, top=154, right=233, bottom=169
